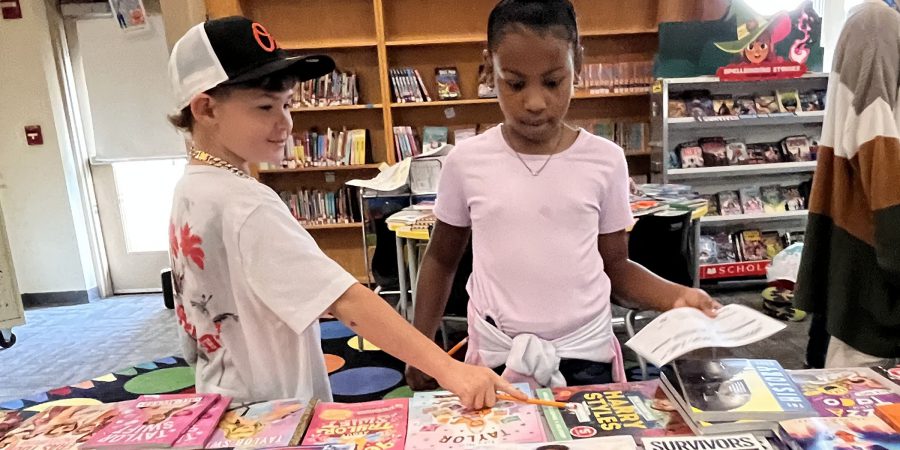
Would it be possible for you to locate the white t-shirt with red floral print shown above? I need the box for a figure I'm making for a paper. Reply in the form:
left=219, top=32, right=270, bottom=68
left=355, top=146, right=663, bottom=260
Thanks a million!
left=169, top=165, right=356, bottom=403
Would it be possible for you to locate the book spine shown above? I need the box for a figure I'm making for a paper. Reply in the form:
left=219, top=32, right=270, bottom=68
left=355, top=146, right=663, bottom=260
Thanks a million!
left=413, top=68, right=432, bottom=102
left=536, top=389, right=572, bottom=441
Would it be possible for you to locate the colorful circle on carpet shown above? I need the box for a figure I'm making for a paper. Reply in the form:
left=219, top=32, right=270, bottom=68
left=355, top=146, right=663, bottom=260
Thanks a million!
left=330, top=367, right=403, bottom=396
left=324, top=354, right=346, bottom=374
left=383, top=385, right=414, bottom=399
left=25, top=398, right=102, bottom=412
left=124, top=367, right=195, bottom=394
left=320, top=321, right=356, bottom=340
left=347, top=337, right=380, bottom=351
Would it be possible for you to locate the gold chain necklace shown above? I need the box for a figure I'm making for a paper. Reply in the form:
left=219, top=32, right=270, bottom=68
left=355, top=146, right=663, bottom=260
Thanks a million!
left=190, top=149, right=250, bottom=179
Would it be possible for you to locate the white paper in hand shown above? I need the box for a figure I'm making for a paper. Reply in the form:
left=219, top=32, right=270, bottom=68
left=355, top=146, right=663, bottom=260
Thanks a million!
left=624, top=304, right=786, bottom=368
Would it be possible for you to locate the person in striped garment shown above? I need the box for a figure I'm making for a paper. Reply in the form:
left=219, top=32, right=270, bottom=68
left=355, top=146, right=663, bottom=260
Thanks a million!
left=795, top=0, right=900, bottom=369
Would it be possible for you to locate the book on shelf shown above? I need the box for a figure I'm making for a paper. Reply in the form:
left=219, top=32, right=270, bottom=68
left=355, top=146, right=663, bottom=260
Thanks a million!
left=422, top=126, right=449, bottom=151
left=678, top=143, right=704, bottom=168
left=787, top=367, right=900, bottom=418
left=783, top=185, right=806, bottom=211
left=390, top=67, right=431, bottom=103
left=279, top=128, right=368, bottom=168
left=778, top=415, right=900, bottom=450
left=302, top=398, right=408, bottom=450
left=799, top=90, right=826, bottom=112
left=84, top=394, right=220, bottom=450
left=713, top=94, right=737, bottom=116
left=279, top=187, right=361, bottom=226
left=740, top=230, right=768, bottom=261
left=761, top=231, right=785, bottom=260
left=781, top=136, right=812, bottom=162
left=667, top=359, right=815, bottom=423
left=393, top=126, right=421, bottom=161
left=718, top=190, right=743, bottom=216
left=537, top=380, right=692, bottom=442
left=294, top=70, right=359, bottom=107
left=578, top=61, right=653, bottom=94
left=735, top=95, right=758, bottom=116
left=6, top=404, right=120, bottom=450
left=434, top=67, right=461, bottom=100
left=699, top=235, right=718, bottom=264
left=740, top=187, right=764, bottom=214
left=406, top=383, right=545, bottom=449
left=204, top=399, right=313, bottom=450
left=754, top=94, right=779, bottom=115
left=685, top=90, right=715, bottom=118
left=727, top=141, right=749, bottom=165
left=760, top=185, right=787, bottom=213
left=586, top=121, right=648, bottom=153
left=713, top=232, right=738, bottom=263
left=776, top=90, right=801, bottom=113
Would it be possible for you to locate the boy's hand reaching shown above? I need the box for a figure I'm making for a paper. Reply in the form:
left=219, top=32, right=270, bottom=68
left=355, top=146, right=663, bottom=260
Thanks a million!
left=430, top=360, right=527, bottom=410
left=672, top=287, right=721, bottom=317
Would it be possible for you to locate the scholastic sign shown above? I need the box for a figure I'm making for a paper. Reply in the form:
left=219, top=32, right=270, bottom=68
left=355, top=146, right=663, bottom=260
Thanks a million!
left=701, top=261, right=770, bottom=280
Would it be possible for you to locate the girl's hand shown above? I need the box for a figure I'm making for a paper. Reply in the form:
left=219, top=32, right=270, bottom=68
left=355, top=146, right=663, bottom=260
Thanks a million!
left=671, top=287, right=721, bottom=317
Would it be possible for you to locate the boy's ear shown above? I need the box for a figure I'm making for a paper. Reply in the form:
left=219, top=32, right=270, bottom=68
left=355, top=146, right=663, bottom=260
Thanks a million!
left=190, top=94, right=217, bottom=127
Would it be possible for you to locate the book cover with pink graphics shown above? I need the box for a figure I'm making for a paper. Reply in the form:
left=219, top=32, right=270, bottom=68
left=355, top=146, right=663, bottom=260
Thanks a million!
left=172, top=395, right=231, bottom=449
left=302, top=398, right=408, bottom=450
left=405, top=383, right=546, bottom=449
left=204, top=399, right=310, bottom=449
left=84, top=394, right=219, bottom=449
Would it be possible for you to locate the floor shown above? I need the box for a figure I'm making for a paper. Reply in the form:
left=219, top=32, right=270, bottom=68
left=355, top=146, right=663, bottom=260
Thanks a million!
left=0, top=295, right=180, bottom=404
left=0, top=287, right=812, bottom=404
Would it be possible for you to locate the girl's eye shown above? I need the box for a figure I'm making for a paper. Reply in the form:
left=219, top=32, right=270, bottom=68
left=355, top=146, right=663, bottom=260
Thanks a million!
left=283, top=103, right=292, bottom=110
left=545, top=79, right=562, bottom=89
left=259, top=105, right=273, bottom=111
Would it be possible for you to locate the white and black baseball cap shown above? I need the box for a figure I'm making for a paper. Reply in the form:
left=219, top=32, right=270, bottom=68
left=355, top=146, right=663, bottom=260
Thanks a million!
left=169, top=16, right=335, bottom=109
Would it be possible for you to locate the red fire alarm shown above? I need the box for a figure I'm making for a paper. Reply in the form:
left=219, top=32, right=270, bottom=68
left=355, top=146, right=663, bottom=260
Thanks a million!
left=0, top=0, right=22, bottom=19
left=25, top=126, right=43, bottom=146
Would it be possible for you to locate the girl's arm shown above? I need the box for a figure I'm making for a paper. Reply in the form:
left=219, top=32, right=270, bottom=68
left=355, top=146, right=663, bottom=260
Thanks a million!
left=405, top=220, right=472, bottom=390
left=599, top=230, right=720, bottom=316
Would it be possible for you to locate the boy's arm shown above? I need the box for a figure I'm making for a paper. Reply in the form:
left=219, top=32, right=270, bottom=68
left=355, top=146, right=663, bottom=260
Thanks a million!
left=405, top=220, right=471, bottom=390
left=330, top=283, right=524, bottom=409
left=599, top=230, right=720, bottom=316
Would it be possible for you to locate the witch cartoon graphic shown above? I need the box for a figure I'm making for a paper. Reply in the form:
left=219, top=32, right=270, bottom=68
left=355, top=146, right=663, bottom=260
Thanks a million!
left=715, top=13, right=792, bottom=65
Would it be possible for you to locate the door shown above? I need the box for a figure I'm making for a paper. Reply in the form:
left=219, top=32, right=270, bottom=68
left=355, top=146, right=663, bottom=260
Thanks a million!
left=66, top=12, right=188, bottom=293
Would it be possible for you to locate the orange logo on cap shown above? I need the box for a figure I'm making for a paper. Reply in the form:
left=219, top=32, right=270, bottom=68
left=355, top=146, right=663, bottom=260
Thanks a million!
left=252, top=22, right=277, bottom=52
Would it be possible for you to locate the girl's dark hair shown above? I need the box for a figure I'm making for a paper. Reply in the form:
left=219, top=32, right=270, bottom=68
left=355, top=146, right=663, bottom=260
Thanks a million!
left=168, top=70, right=299, bottom=132
left=487, top=0, right=579, bottom=51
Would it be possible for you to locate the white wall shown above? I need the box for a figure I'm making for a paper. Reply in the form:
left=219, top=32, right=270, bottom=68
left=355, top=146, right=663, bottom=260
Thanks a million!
left=0, top=0, right=96, bottom=294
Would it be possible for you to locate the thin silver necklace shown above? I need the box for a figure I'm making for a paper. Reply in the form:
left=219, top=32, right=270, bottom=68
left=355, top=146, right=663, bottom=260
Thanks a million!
left=504, top=127, right=564, bottom=176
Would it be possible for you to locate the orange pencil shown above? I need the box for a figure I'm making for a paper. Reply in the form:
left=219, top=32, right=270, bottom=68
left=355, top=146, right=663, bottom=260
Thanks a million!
left=447, top=337, right=468, bottom=357
left=497, top=394, right=570, bottom=409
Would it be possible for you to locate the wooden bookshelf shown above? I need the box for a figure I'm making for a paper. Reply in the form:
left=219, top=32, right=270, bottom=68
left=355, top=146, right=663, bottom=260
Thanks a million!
left=207, top=0, right=670, bottom=279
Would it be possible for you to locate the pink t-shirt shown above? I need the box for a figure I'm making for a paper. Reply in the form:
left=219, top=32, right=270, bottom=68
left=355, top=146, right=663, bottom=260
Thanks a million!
left=435, top=125, right=635, bottom=341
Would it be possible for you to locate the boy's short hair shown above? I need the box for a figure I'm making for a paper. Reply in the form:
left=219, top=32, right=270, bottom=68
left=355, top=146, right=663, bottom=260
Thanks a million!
left=167, top=16, right=334, bottom=133
left=167, top=70, right=298, bottom=133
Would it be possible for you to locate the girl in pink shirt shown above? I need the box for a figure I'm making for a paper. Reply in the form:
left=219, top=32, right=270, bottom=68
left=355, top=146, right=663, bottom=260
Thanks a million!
left=407, top=0, right=720, bottom=390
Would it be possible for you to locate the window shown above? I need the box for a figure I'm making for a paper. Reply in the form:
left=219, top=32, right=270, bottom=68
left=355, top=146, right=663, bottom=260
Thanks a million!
left=112, top=159, right=186, bottom=253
